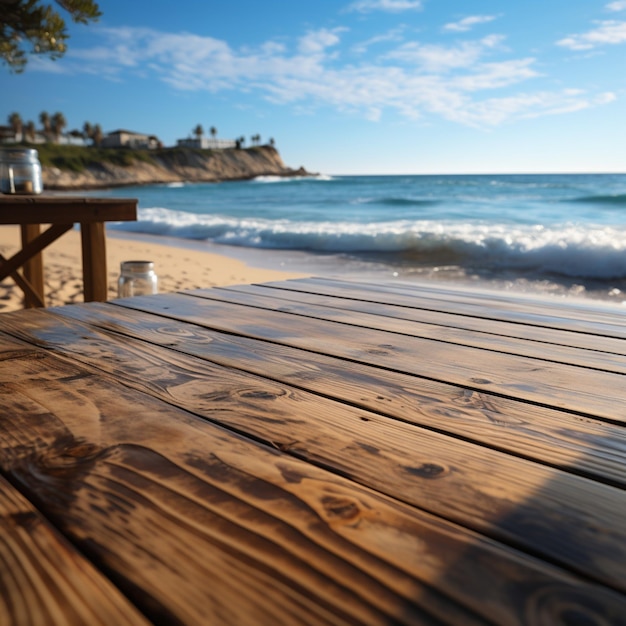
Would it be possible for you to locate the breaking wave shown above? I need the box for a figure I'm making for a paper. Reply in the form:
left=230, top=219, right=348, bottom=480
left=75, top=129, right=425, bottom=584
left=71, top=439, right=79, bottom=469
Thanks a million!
left=110, top=207, right=626, bottom=280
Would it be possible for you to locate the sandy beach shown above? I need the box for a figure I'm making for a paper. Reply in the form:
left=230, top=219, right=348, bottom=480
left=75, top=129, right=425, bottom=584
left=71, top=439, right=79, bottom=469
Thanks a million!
left=0, top=225, right=310, bottom=313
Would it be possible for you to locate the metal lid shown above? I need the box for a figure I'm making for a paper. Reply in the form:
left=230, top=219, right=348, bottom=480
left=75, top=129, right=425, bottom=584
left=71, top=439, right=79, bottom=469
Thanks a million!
left=120, top=260, right=155, bottom=274
left=0, top=147, right=40, bottom=162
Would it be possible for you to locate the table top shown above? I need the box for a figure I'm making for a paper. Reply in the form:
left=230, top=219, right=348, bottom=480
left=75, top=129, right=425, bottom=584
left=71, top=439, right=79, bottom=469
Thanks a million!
left=1, top=277, right=625, bottom=625
left=0, top=195, right=137, bottom=224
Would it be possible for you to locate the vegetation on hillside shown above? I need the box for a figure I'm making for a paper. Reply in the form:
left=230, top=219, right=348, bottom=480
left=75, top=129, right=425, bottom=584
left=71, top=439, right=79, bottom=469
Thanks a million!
left=31, top=143, right=275, bottom=174
left=35, top=144, right=156, bottom=173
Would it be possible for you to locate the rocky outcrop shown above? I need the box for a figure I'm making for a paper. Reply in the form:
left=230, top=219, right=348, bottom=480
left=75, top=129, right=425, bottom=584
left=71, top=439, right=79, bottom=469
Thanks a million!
left=43, top=146, right=310, bottom=190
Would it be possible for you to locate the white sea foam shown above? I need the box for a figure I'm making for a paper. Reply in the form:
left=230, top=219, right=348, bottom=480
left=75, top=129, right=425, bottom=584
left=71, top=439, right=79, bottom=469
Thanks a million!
left=109, top=207, right=626, bottom=280
left=253, top=176, right=288, bottom=183
left=252, top=174, right=334, bottom=183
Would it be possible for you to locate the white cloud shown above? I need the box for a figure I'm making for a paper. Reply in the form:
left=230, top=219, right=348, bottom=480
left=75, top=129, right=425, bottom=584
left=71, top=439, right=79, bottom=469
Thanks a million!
left=298, top=28, right=345, bottom=54
left=352, top=27, right=406, bottom=55
left=346, top=0, right=422, bottom=13
left=261, top=41, right=287, bottom=55
left=443, top=15, right=498, bottom=33
left=385, top=35, right=505, bottom=71
left=607, top=1, right=626, bottom=11
left=51, top=25, right=613, bottom=129
left=450, top=90, right=617, bottom=126
left=452, top=59, right=538, bottom=92
left=556, top=19, right=626, bottom=49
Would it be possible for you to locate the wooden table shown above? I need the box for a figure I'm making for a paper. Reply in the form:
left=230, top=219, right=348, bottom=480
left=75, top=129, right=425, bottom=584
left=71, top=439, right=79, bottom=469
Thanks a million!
left=0, top=196, right=137, bottom=307
left=1, top=277, right=625, bottom=625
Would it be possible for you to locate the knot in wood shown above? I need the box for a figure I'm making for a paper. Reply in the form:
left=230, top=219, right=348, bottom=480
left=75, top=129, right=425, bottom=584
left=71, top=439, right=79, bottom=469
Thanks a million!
left=239, top=388, right=286, bottom=401
left=158, top=325, right=194, bottom=337
left=321, top=495, right=362, bottom=524
left=405, top=463, right=449, bottom=479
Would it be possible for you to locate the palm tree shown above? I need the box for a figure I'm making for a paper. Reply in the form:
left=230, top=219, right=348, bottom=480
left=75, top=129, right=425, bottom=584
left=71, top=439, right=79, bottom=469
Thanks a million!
left=210, top=126, right=217, bottom=138
left=239, top=135, right=246, bottom=147
left=83, top=121, right=93, bottom=140
left=8, top=112, right=23, bottom=141
left=193, top=124, right=204, bottom=140
left=51, top=112, right=66, bottom=142
left=39, top=111, right=51, bottom=140
left=268, top=137, right=275, bottom=147
left=24, top=120, right=36, bottom=143
left=92, top=124, right=103, bottom=147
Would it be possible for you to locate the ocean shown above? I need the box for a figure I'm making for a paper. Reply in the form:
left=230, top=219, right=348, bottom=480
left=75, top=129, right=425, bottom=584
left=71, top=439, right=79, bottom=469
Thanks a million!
left=93, top=173, right=626, bottom=303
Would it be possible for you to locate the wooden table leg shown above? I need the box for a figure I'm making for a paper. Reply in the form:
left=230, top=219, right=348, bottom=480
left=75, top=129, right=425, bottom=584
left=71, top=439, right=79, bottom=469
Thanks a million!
left=80, top=222, right=108, bottom=302
left=20, top=224, right=45, bottom=308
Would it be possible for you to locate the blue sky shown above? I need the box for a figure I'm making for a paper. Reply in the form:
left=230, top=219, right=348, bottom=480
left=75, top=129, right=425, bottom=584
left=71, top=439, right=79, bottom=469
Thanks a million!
left=2, top=0, right=626, bottom=174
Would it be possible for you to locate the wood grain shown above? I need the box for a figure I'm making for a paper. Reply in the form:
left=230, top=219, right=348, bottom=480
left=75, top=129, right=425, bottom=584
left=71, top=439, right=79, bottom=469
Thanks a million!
left=1, top=347, right=625, bottom=625
left=304, top=276, right=626, bottom=324
left=112, top=292, right=626, bottom=422
left=80, top=222, right=107, bottom=302
left=19, top=224, right=45, bottom=308
left=7, top=305, right=626, bottom=490
left=0, top=474, right=149, bottom=626
left=2, top=309, right=626, bottom=596
left=186, top=285, right=626, bottom=372
left=262, top=277, right=626, bottom=338
left=208, top=282, right=626, bottom=356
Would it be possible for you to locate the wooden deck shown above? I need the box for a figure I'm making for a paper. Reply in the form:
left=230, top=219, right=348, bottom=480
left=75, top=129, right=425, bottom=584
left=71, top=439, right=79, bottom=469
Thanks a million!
left=0, top=277, right=625, bottom=625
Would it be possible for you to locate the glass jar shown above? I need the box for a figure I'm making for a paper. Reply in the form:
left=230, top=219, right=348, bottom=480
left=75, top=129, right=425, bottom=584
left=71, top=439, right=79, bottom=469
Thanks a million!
left=117, top=261, right=158, bottom=298
left=0, top=148, right=43, bottom=194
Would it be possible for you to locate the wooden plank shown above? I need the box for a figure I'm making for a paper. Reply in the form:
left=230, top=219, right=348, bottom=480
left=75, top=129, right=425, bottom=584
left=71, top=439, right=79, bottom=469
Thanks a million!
left=19, top=224, right=45, bottom=308
left=111, top=293, right=626, bottom=422
left=80, top=222, right=108, bottom=302
left=0, top=333, right=43, bottom=361
left=32, top=304, right=626, bottom=486
left=0, top=474, right=149, bottom=626
left=6, top=306, right=626, bottom=489
left=0, top=224, right=73, bottom=283
left=303, top=277, right=626, bottom=324
left=3, top=310, right=626, bottom=594
left=0, top=197, right=137, bottom=224
left=262, top=277, right=626, bottom=339
left=1, top=349, right=625, bottom=625
left=186, top=285, right=626, bottom=374
left=0, top=252, right=45, bottom=308
left=331, top=276, right=626, bottom=318
left=213, top=282, right=626, bottom=356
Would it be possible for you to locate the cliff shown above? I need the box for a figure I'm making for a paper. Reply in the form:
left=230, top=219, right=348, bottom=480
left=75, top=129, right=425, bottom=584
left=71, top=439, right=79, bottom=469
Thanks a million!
left=42, top=146, right=310, bottom=190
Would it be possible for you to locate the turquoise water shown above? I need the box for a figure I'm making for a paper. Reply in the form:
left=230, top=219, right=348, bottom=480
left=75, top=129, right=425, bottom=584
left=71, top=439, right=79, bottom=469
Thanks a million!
left=94, top=173, right=626, bottom=299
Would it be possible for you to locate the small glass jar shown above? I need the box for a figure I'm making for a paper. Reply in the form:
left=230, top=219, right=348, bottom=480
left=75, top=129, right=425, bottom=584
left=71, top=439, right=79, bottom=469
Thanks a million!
left=117, top=261, right=158, bottom=298
left=0, top=148, right=43, bottom=194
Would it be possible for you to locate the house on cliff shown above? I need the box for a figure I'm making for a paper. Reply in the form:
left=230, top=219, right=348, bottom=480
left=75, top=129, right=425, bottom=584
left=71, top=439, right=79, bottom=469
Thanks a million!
left=101, top=130, right=161, bottom=149
left=0, top=125, right=48, bottom=145
left=177, top=137, right=236, bottom=150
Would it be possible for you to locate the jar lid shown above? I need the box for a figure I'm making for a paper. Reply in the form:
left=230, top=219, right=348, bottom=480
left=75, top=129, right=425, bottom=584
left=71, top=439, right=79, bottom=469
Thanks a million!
left=0, top=147, right=40, bottom=161
left=121, top=260, right=155, bottom=273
